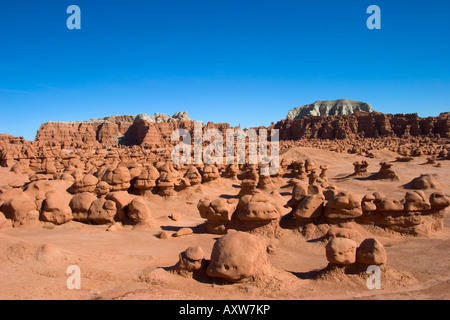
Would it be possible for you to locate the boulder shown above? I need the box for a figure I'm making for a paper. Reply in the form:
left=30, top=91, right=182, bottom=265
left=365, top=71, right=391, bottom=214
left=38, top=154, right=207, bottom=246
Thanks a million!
left=95, top=181, right=111, bottom=197
left=324, top=191, right=362, bottom=220
left=408, top=174, right=439, bottom=190
left=69, top=174, right=98, bottom=194
left=102, top=166, right=131, bottom=191
left=206, top=232, right=272, bottom=282
left=356, top=238, right=387, bottom=265
left=0, top=191, right=37, bottom=223
left=430, top=192, right=450, bottom=207
left=173, top=227, right=193, bottom=237
left=70, top=192, right=98, bottom=222
left=40, top=190, right=73, bottom=225
left=236, top=192, right=281, bottom=222
left=134, top=165, right=159, bottom=195
left=292, top=193, right=324, bottom=220
left=127, top=197, right=153, bottom=225
left=198, top=197, right=236, bottom=223
left=403, top=191, right=431, bottom=211
left=105, top=191, right=132, bottom=221
left=88, top=198, right=117, bottom=224
left=325, top=237, right=358, bottom=265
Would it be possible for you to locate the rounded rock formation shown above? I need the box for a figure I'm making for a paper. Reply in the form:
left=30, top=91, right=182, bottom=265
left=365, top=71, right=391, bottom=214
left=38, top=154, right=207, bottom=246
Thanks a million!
left=206, top=232, right=272, bottom=282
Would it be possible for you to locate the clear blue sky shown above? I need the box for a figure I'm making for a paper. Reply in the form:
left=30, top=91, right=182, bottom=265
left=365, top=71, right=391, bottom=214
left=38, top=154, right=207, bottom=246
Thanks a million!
left=1, top=0, right=449, bottom=140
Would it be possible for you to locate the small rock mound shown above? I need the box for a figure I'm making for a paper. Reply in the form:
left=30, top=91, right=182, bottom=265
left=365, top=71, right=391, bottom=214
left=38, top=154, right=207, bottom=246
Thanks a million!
left=406, top=174, right=439, bottom=190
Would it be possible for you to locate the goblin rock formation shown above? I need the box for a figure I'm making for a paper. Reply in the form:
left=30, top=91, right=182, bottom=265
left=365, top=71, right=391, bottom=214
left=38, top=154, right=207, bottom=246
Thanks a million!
left=206, top=232, right=272, bottom=282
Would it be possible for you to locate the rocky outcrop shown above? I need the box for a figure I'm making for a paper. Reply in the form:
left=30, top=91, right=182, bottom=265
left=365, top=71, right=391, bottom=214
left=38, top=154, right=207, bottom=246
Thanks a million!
left=35, top=112, right=192, bottom=148
left=287, top=99, right=374, bottom=119
left=276, top=112, right=450, bottom=140
left=29, top=108, right=450, bottom=148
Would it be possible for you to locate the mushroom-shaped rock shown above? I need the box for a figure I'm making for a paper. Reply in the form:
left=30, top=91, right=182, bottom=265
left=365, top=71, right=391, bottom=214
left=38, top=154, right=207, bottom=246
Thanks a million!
left=285, top=181, right=308, bottom=209
left=183, top=166, right=202, bottom=186
left=95, top=181, right=111, bottom=197
left=225, top=164, right=239, bottom=180
left=292, top=193, right=324, bottom=220
left=374, top=162, right=399, bottom=181
left=70, top=192, right=97, bottom=222
left=304, top=159, right=316, bottom=172
left=236, top=192, right=281, bottom=222
left=206, top=232, right=272, bottom=282
left=198, top=197, right=237, bottom=223
left=352, top=161, right=369, bottom=176
left=356, top=238, right=387, bottom=266
left=292, top=160, right=307, bottom=180
left=430, top=192, right=450, bottom=207
left=88, top=198, right=117, bottom=224
left=202, top=164, right=220, bottom=182
left=362, top=194, right=377, bottom=211
left=324, top=191, right=362, bottom=220
left=239, top=168, right=259, bottom=195
left=307, top=170, right=319, bottom=185
left=403, top=191, right=431, bottom=211
left=198, top=197, right=238, bottom=234
left=127, top=197, right=153, bottom=225
left=173, top=246, right=206, bottom=275
left=69, top=174, right=98, bottom=194
left=134, top=165, right=159, bottom=195
left=325, top=237, right=358, bottom=265
left=319, top=165, right=328, bottom=182
left=156, top=169, right=179, bottom=196
left=40, top=190, right=73, bottom=225
left=257, top=170, right=275, bottom=192
left=102, top=166, right=131, bottom=191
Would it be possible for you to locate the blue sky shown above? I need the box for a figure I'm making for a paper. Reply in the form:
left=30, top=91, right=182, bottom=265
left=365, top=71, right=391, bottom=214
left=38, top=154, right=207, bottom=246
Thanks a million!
left=0, top=0, right=449, bottom=140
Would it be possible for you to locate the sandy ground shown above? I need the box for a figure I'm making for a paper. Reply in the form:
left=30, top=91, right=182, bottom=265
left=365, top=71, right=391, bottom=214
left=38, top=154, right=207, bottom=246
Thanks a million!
left=0, top=147, right=449, bottom=300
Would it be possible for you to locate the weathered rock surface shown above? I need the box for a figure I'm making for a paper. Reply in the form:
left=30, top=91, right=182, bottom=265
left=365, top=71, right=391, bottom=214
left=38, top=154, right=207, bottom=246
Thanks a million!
left=287, top=99, right=374, bottom=119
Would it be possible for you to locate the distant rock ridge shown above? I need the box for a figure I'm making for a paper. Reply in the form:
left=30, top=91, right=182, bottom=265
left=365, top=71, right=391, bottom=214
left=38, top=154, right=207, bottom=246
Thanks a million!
left=33, top=106, right=450, bottom=147
left=48, top=112, right=190, bottom=125
left=287, top=99, right=374, bottom=119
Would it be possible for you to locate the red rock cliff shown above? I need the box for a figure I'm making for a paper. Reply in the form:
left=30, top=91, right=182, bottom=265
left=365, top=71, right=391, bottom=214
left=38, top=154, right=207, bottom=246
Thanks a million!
left=274, top=112, right=450, bottom=140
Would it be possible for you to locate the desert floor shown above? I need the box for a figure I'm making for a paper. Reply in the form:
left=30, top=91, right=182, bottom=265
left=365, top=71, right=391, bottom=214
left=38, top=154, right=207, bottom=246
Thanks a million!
left=1, top=147, right=449, bottom=300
